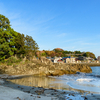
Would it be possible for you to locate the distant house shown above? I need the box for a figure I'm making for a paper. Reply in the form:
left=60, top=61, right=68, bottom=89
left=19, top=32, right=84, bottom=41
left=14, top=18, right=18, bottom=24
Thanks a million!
left=85, top=57, right=93, bottom=60
left=51, top=57, right=62, bottom=63
left=76, top=60, right=81, bottom=63
left=57, top=59, right=64, bottom=63
left=53, top=59, right=58, bottom=63
left=75, top=58, right=81, bottom=63
left=77, top=56, right=85, bottom=61
left=85, top=57, right=94, bottom=63
left=62, top=57, right=75, bottom=63
left=96, top=60, right=99, bottom=63
left=97, top=56, right=100, bottom=62
left=70, top=57, right=75, bottom=63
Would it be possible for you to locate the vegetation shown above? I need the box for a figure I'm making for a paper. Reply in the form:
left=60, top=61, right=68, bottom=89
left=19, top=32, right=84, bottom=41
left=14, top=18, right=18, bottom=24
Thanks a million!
left=0, top=14, right=39, bottom=61
left=36, top=48, right=96, bottom=59
left=82, top=52, right=96, bottom=58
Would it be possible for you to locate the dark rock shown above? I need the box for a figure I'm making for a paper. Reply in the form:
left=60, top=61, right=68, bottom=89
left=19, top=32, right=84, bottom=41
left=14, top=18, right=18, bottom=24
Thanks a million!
left=76, top=72, right=80, bottom=74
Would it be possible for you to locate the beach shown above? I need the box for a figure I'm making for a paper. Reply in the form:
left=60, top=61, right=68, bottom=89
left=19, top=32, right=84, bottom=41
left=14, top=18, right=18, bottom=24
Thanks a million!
left=0, top=74, right=100, bottom=100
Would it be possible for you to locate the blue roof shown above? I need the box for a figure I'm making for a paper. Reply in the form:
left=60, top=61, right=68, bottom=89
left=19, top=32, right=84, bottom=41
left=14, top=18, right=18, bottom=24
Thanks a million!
left=62, top=56, right=70, bottom=59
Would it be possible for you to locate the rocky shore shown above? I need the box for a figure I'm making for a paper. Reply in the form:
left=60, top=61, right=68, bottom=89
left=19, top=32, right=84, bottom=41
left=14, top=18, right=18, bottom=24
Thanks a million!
left=0, top=75, right=100, bottom=100
left=0, top=57, right=92, bottom=76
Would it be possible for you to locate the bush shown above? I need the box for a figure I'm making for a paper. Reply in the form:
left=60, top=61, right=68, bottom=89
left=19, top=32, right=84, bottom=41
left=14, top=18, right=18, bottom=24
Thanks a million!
left=7, top=63, right=12, bottom=66
left=6, top=56, right=17, bottom=63
left=0, top=60, right=6, bottom=63
left=6, top=56, right=22, bottom=64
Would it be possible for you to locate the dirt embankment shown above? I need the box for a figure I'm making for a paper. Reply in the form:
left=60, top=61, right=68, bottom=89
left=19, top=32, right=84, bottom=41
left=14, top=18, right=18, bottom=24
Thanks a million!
left=0, top=57, right=92, bottom=76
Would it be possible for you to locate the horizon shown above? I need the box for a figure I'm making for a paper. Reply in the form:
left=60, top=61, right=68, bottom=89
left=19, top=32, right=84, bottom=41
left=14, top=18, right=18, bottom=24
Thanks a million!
left=0, top=0, right=100, bottom=57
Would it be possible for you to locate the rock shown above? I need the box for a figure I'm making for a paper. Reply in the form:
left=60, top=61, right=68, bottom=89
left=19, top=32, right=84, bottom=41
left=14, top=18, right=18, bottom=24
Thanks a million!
left=0, top=57, right=92, bottom=76
left=76, top=72, right=80, bottom=74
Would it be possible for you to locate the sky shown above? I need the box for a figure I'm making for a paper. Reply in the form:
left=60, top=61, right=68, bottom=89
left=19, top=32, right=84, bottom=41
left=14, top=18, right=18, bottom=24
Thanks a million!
left=0, top=0, right=100, bottom=57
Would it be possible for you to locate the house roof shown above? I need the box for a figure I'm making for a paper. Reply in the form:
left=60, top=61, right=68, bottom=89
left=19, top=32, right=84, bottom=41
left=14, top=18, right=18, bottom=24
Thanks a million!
left=62, top=56, right=71, bottom=59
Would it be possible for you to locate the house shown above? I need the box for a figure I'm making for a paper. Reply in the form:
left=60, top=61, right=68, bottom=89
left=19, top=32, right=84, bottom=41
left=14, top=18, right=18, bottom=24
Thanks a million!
left=75, top=58, right=81, bottom=63
left=51, top=57, right=63, bottom=63
left=77, top=56, right=85, bottom=61
left=63, top=57, right=75, bottom=63
left=85, top=57, right=94, bottom=63
left=66, top=58, right=70, bottom=63
left=57, top=59, right=64, bottom=63
left=70, top=57, right=75, bottom=63
left=97, top=56, right=100, bottom=62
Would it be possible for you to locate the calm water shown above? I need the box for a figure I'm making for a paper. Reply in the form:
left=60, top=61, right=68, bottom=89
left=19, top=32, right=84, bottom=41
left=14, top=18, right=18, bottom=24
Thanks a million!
left=8, top=66, right=100, bottom=94
left=91, top=66, right=100, bottom=76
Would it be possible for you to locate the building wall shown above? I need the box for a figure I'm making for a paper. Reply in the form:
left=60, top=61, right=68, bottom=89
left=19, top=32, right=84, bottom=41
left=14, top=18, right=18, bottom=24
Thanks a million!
left=97, top=56, right=100, bottom=61
left=66, top=57, right=75, bottom=63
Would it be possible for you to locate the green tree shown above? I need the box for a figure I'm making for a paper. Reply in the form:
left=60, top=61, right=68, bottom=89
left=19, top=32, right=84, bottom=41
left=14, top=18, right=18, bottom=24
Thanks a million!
left=0, top=29, right=15, bottom=60
left=74, top=51, right=81, bottom=54
left=41, top=52, right=46, bottom=56
left=24, top=35, right=39, bottom=55
left=14, top=33, right=25, bottom=55
left=0, top=14, right=17, bottom=60
left=0, top=14, right=39, bottom=60
left=83, top=52, right=96, bottom=58
left=0, top=14, right=10, bottom=30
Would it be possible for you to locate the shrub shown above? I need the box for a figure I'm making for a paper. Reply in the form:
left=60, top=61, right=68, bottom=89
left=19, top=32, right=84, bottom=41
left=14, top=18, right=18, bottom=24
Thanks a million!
left=7, top=63, right=12, bottom=66
left=6, top=56, right=17, bottom=63
left=6, top=56, right=22, bottom=63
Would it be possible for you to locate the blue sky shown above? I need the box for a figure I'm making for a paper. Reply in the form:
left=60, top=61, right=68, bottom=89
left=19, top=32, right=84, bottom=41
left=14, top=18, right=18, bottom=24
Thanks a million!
left=0, top=0, right=100, bottom=57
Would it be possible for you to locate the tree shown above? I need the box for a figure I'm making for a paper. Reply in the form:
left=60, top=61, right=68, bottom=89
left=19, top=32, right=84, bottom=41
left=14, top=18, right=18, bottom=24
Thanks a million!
left=83, top=52, right=96, bottom=58
left=14, top=33, right=25, bottom=56
left=0, top=14, right=39, bottom=60
left=0, top=14, right=16, bottom=60
left=41, top=52, right=46, bottom=56
left=74, top=51, right=81, bottom=54
left=53, top=48, right=64, bottom=53
left=0, top=14, right=10, bottom=30
left=50, top=51, right=55, bottom=57
left=0, top=30, right=15, bottom=60
left=24, top=35, right=39, bottom=55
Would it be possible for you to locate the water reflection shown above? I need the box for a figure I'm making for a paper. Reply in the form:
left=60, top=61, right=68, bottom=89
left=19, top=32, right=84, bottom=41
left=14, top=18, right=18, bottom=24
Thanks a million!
left=9, top=76, right=69, bottom=89
left=8, top=76, right=93, bottom=95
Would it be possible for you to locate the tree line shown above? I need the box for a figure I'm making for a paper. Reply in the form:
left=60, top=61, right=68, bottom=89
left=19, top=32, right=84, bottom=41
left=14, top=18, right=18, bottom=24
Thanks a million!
left=36, top=48, right=96, bottom=59
left=0, top=14, right=39, bottom=61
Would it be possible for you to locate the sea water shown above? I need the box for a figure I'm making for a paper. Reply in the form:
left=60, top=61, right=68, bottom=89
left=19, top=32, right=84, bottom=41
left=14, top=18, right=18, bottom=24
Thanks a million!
left=52, top=66, right=100, bottom=93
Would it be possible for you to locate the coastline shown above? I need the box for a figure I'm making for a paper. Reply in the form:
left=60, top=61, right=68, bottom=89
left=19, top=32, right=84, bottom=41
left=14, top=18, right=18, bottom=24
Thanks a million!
left=0, top=62, right=100, bottom=100
left=0, top=61, right=92, bottom=76
left=0, top=76, right=84, bottom=100
left=0, top=74, right=100, bottom=100
left=65, top=63, right=100, bottom=66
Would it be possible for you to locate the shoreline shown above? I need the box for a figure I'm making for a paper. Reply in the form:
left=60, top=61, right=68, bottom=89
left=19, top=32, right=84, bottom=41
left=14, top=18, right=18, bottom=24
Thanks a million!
left=65, top=63, right=100, bottom=66
left=0, top=74, right=100, bottom=100
left=0, top=77, right=84, bottom=100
